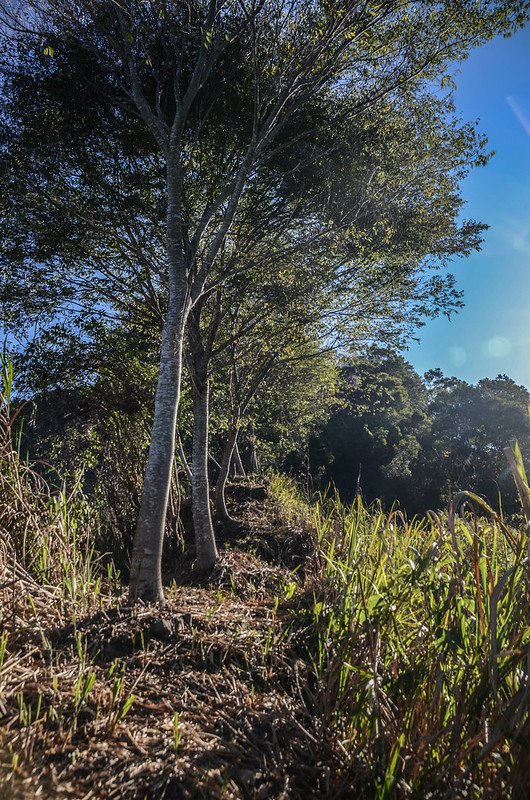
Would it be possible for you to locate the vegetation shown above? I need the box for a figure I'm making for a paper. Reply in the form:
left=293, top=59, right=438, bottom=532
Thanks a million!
left=310, top=350, right=530, bottom=515
left=1, top=1, right=530, bottom=797
left=1, top=391, right=529, bottom=797
left=2, top=0, right=528, bottom=602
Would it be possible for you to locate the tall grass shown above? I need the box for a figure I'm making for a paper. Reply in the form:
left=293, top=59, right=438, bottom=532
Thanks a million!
left=269, top=477, right=530, bottom=798
left=0, top=356, right=118, bottom=619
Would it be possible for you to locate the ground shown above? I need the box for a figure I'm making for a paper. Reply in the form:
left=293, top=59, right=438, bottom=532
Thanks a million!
left=0, top=488, right=351, bottom=800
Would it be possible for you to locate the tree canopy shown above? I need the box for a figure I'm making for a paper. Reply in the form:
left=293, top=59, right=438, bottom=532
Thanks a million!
left=310, top=355, right=530, bottom=515
left=2, top=0, right=530, bottom=602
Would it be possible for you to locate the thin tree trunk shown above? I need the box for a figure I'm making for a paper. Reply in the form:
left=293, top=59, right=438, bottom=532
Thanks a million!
left=232, top=441, right=246, bottom=477
left=209, top=452, right=221, bottom=470
left=177, top=430, right=193, bottom=484
left=191, top=374, right=218, bottom=571
left=129, top=302, right=185, bottom=604
left=249, top=442, right=259, bottom=474
left=215, top=426, right=238, bottom=522
left=249, top=423, right=259, bottom=474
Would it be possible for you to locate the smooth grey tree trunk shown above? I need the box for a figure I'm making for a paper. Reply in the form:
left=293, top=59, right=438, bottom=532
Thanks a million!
left=191, top=375, right=218, bottom=571
left=129, top=160, right=187, bottom=605
left=128, top=303, right=185, bottom=603
left=215, top=426, right=238, bottom=521
left=232, top=441, right=246, bottom=477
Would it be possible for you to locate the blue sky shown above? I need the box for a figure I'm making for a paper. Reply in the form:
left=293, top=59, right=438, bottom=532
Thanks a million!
left=407, top=24, right=530, bottom=388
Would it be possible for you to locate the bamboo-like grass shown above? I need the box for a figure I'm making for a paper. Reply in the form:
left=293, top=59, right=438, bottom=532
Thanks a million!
left=280, top=479, right=530, bottom=799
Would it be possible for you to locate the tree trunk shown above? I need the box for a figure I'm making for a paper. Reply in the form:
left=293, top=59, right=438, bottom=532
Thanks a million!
left=249, top=424, right=259, bottom=474
left=177, top=430, right=193, bottom=485
left=232, top=441, right=246, bottom=477
left=191, top=375, right=218, bottom=571
left=129, top=159, right=187, bottom=605
left=129, top=303, right=185, bottom=604
left=215, top=426, right=238, bottom=522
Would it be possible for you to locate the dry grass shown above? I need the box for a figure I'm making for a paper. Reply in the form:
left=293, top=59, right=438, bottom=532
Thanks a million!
left=0, top=555, right=343, bottom=799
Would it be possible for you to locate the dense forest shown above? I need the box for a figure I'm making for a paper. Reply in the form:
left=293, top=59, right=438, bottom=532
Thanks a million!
left=1, top=2, right=530, bottom=799
left=309, top=352, right=530, bottom=514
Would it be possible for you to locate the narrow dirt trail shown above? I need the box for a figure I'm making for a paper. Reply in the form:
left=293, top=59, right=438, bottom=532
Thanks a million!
left=1, top=496, right=344, bottom=799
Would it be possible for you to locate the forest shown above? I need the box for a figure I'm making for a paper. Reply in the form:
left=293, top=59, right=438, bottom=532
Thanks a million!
left=1, top=1, right=530, bottom=799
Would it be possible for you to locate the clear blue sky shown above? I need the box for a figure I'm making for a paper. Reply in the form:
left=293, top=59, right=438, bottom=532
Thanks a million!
left=407, top=24, right=530, bottom=388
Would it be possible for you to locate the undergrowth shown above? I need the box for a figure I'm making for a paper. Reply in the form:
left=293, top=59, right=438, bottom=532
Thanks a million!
left=296, top=485, right=530, bottom=799
left=0, top=355, right=120, bottom=623
left=1, top=357, right=529, bottom=798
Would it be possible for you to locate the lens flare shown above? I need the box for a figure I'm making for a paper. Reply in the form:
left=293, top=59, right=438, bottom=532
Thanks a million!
left=507, top=95, right=530, bottom=136
left=484, top=337, right=511, bottom=358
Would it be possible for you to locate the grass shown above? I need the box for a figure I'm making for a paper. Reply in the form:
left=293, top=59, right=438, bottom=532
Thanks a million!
left=297, top=488, right=529, bottom=798
left=1, top=359, right=529, bottom=797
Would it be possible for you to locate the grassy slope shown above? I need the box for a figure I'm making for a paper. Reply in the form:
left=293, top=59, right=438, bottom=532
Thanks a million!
left=1, top=476, right=529, bottom=799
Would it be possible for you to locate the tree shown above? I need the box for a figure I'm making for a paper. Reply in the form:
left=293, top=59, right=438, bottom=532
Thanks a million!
left=210, top=306, right=331, bottom=522
left=12, top=318, right=182, bottom=564
left=310, top=360, right=530, bottom=515
left=182, top=77, right=497, bottom=544
left=418, top=371, right=530, bottom=512
left=2, top=0, right=528, bottom=602
left=310, top=349, right=430, bottom=506
left=245, top=342, right=341, bottom=474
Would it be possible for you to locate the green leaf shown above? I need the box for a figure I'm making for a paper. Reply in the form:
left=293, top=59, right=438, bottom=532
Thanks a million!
left=43, top=46, right=54, bottom=57
left=504, top=440, right=530, bottom=521
left=119, top=694, right=135, bottom=719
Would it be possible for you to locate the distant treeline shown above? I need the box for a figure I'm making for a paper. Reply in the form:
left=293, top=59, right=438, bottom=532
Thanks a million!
left=306, top=348, right=530, bottom=515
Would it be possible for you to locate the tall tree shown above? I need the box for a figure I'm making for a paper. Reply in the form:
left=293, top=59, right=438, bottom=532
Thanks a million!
left=418, top=371, right=530, bottom=512
left=2, top=0, right=528, bottom=602
left=182, top=81, right=495, bottom=542
left=310, top=349, right=430, bottom=505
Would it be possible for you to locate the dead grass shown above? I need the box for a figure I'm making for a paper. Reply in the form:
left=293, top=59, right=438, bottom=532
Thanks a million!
left=0, top=537, right=351, bottom=800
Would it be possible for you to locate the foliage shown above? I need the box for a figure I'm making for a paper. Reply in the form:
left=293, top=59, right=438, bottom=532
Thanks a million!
left=0, top=355, right=117, bottom=616
left=418, top=371, right=530, bottom=513
left=247, top=346, right=341, bottom=470
left=310, top=349, right=431, bottom=506
left=14, top=323, right=187, bottom=564
left=310, top=352, right=530, bottom=516
left=270, top=475, right=530, bottom=798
